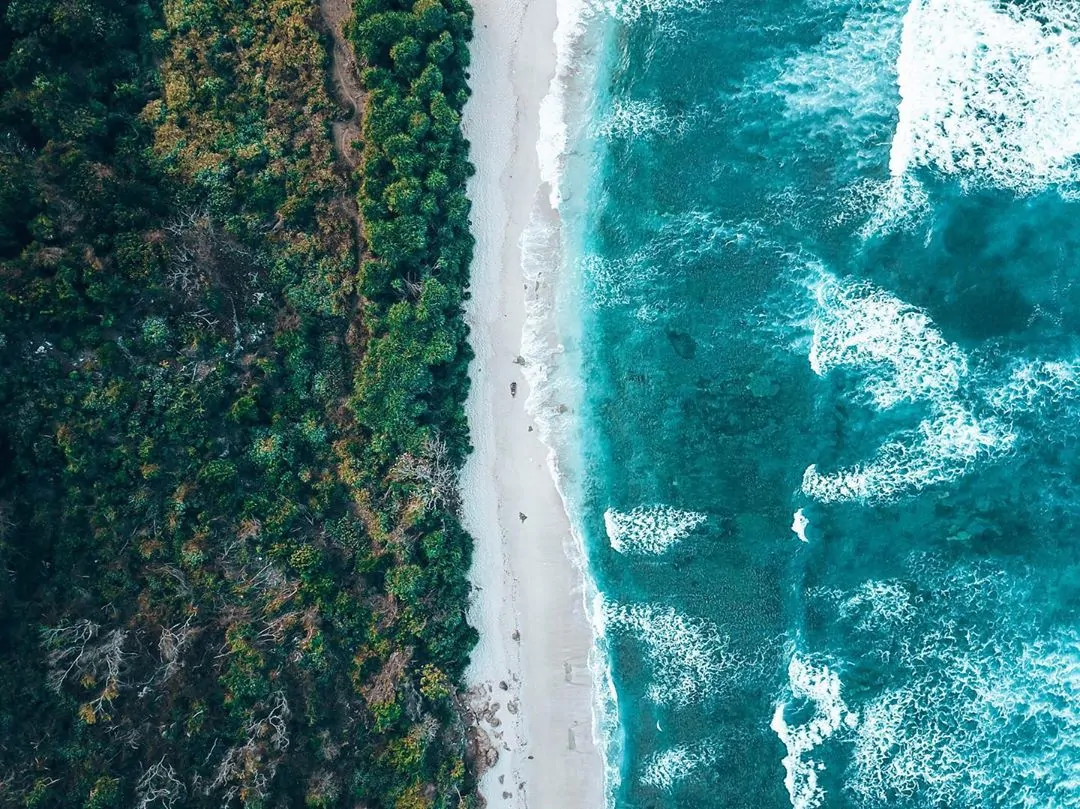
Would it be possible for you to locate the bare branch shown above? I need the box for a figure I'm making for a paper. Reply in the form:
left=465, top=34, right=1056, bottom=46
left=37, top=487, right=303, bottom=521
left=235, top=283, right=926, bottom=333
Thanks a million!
left=206, top=692, right=291, bottom=804
left=157, top=613, right=196, bottom=684
left=41, top=620, right=127, bottom=696
left=136, top=758, right=186, bottom=809
left=390, top=434, right=460, bottom=514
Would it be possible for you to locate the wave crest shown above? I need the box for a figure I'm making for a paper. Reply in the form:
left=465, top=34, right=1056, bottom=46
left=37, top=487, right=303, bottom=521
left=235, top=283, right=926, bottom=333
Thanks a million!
left=604, top=505, right=707, bottom=554
left=598, top=598, right=737, bottom=707
left=771, top=654, right=858, bottom=809
left=891, top=0, right=1080, bottom=193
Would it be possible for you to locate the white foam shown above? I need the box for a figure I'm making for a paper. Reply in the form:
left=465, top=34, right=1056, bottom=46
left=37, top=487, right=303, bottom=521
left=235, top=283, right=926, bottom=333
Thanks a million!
left=537, top=0, right=711, bottom=208
left=593, top=99, right=677, bottom=140
left=771, top=654, right=858, bottom=809
left=791, top=508, right=810, bottom=543
left=818, top=559, right=1080, bottom=807
left=761, top=0, right=906, bottom=170
left=799, top=271, right=1021, bottom=503
left=581, top=213, right=759, bottom=309
left=536, top=0, right=590, bottom=209
left=598, top=598, right=737, bottom=707
left=806, top=272, right=967, bottom=410
left=589, top=0, right=710, bottom=24
left=581, top=253, right=659, bottom=309
left=987, top=358, right=1080, bottom=420
left=640, top=740, right=719, bottom=790
left=837, top=579, right=917, bottom=634
left=853, top=174, right=931, bottom=239
left=587, top=592, right=625, bottom=807
left=890, top=0, right=1080, bottom=194
left=604, top=505, right=707, bottom=554
left=801, top=402, right=1015, bottom=503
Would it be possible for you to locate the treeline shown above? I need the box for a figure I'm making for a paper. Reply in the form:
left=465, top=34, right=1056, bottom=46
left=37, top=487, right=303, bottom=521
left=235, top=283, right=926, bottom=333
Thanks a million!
left=0, top=0, right=479, bottom=805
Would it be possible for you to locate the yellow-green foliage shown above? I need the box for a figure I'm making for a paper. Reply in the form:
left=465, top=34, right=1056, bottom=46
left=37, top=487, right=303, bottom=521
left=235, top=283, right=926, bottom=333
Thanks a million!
left=0, top=0, right=479, bottom=804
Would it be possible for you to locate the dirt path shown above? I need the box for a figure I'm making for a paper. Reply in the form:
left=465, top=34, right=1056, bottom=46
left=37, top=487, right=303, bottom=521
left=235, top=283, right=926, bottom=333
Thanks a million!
left=319, top=0, right=365, bottom=170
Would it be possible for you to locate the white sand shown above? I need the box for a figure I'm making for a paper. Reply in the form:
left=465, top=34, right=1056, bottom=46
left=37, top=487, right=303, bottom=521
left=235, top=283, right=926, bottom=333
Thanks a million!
left=461, top=0, right=605, bottom=805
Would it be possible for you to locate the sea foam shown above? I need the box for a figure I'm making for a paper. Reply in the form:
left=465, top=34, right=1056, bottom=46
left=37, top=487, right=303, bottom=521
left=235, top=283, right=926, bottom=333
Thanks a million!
left=589, top=0, right=711, bottom=26
left=800, top=272, right=1015, bottom=503
left=791, top=508, right=810, bottom=542
left=604, top=505, right=707, bottom=554
left=771, top=654, right=858, bottom=809
left=801, top=557, right=1080, bottom=808
left=598, top=598, right=737, bottom=707
left=640, top=740, right=720, bottom=790
left=988, top=358, right=1080, bottom=420
left=801, top=402, right=1015, bottom=503
left=593, top=99, right=682, bottom=140
left=807, top=272, right=966, bottom=410
left=760, top=0, right=905, bottom=171
left=837, top=579, right=917, bottom=634
left=537, top=0, right=712, bottom=208
left=890, top=0, right=1080, bottom=194
left=582, top=213, right=760, bottom=310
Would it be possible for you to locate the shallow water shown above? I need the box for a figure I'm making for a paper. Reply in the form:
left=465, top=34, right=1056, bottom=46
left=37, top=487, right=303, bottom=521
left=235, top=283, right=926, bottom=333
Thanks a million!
left=545, top=0, right=1080, bottom=806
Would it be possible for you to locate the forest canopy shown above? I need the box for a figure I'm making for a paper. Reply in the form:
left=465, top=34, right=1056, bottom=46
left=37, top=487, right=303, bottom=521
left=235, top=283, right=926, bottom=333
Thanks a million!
left=0, top=0, right=479, bottom=805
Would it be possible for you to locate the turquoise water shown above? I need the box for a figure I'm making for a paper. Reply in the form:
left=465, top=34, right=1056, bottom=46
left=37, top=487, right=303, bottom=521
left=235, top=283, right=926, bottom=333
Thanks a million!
left=551, top=0, right=1080, bottom=806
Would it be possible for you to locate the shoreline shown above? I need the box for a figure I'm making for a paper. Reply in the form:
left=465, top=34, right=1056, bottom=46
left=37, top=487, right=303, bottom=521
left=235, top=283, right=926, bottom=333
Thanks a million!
left=461, top=0, right=605, bottom=805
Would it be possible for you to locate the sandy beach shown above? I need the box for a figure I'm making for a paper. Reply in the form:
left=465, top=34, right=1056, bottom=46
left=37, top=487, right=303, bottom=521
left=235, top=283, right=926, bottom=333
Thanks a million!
left=460, top=0, right=604, bottom=805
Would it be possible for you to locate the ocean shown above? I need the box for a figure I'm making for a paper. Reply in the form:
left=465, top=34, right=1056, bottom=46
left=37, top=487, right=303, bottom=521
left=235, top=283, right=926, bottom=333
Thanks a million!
left=526, top=0, right=1080, bottom=806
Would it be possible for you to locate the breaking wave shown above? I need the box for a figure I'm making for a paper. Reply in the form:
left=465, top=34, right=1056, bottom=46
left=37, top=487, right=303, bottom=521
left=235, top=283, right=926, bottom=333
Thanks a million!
left=771, top=654, right=858, bottom=809
left=791, top=508, right=810, bottom=542
left=799, top=271, right=1018, bottom=502
left=890, top=0, right=1080, bottom=194
left=597, top=598, right=739, bottom=707
left=801, top=402, right=1015, bottom=503
left=806, top=272, right=967, bottom=410
left=604, top=505, right=707, bottom=554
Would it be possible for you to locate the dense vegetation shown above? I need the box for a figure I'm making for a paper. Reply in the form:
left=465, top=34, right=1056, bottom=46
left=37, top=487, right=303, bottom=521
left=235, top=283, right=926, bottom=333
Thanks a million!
left=0, top=0, right=478, bottom=805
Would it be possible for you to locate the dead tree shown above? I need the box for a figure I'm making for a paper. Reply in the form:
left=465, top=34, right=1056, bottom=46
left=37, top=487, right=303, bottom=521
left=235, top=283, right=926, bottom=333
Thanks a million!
left=135, top=758, right=186, bottom=809
left=157, top=613, right=196, bottom=684
left=41, top=620, right=127, bottom=695
left=207, top=691, right=291, bottom=804
left=390, top=434, right=460, bottom=514
left=164, top=208, right=215, bottom=298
